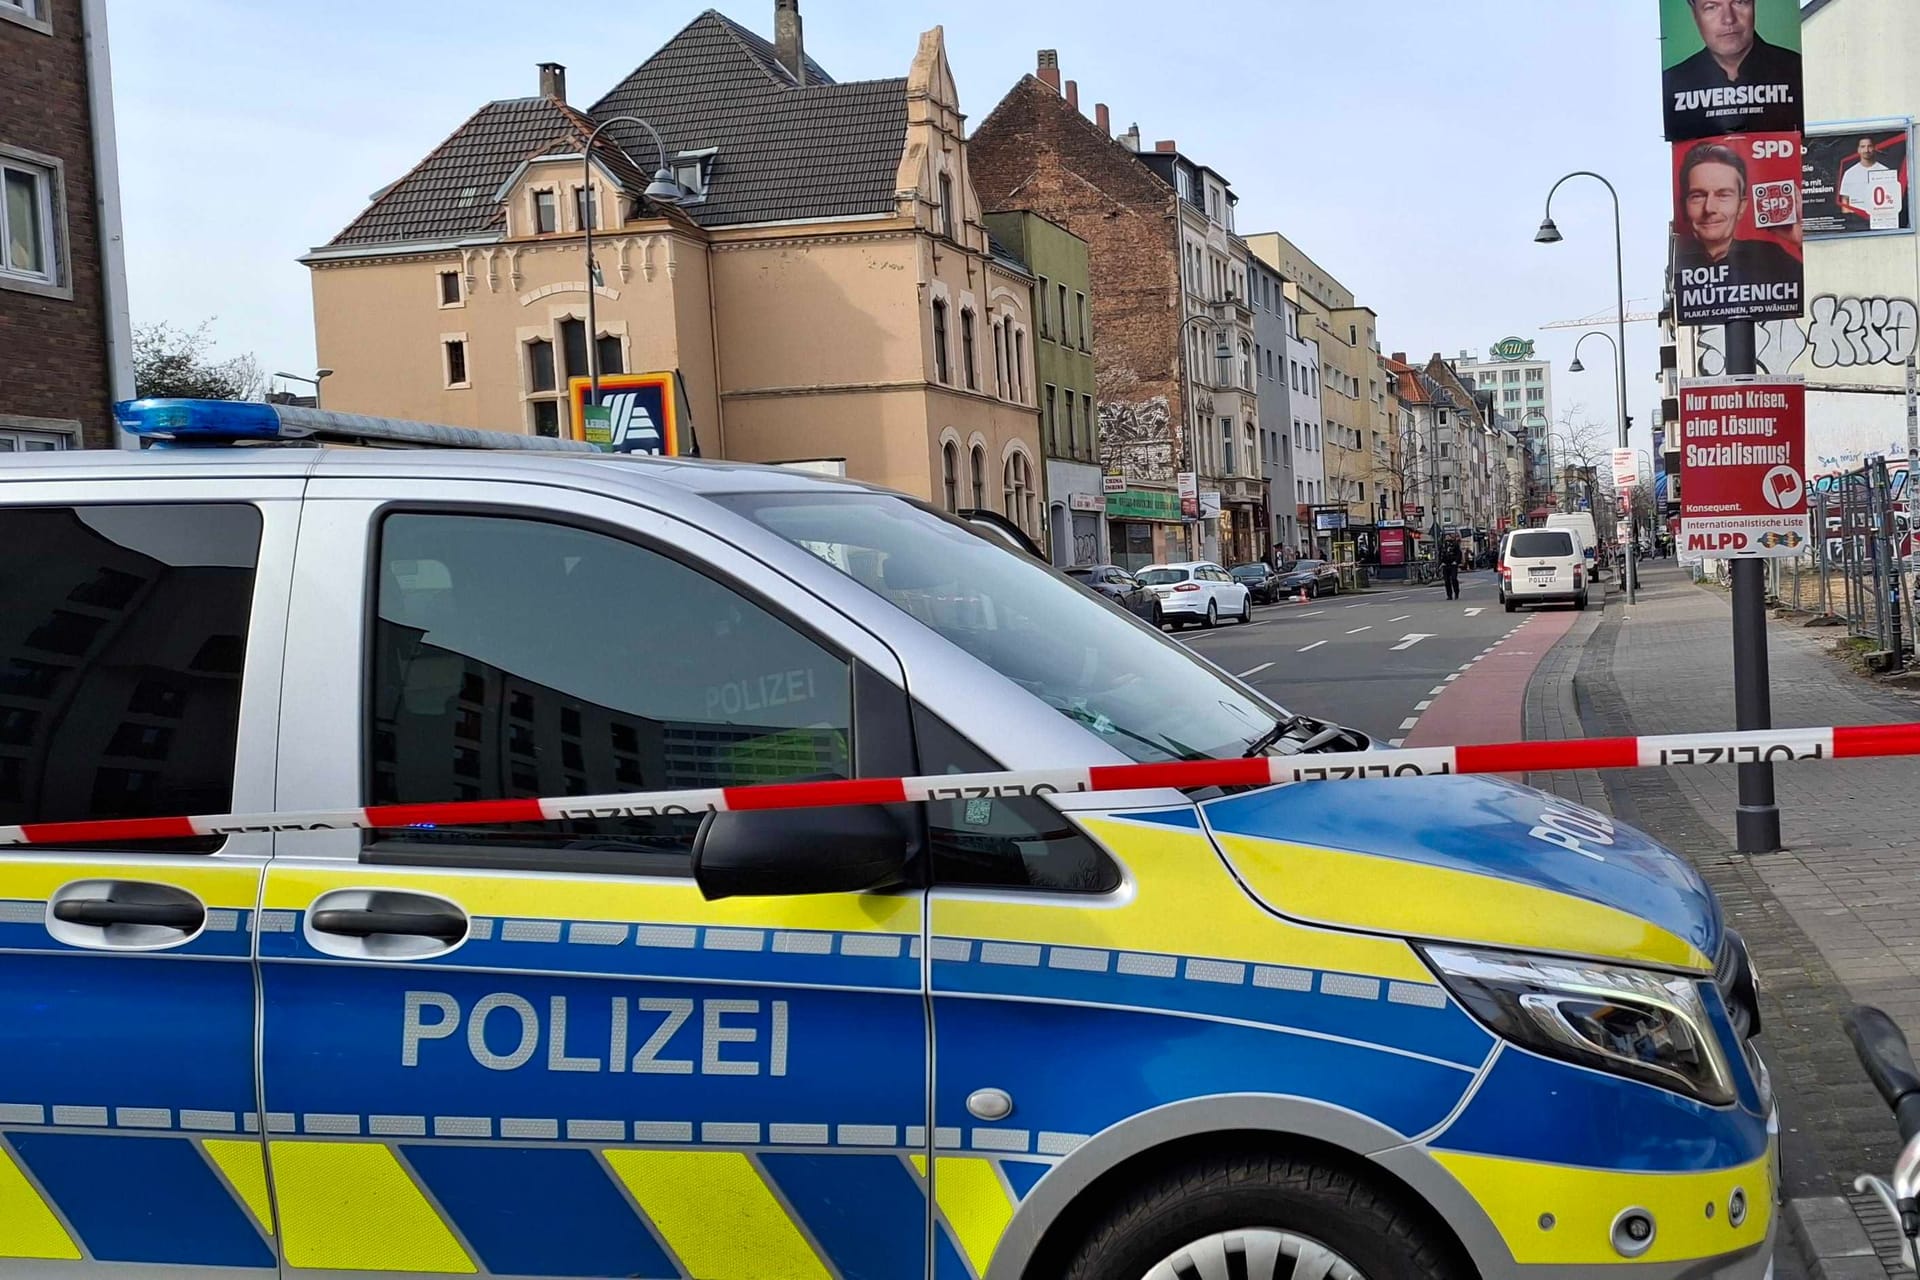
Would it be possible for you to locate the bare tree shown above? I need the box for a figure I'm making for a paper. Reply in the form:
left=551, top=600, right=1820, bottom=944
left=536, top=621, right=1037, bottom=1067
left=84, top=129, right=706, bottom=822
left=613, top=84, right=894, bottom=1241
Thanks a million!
left=132, top=320, right=264, bottom=401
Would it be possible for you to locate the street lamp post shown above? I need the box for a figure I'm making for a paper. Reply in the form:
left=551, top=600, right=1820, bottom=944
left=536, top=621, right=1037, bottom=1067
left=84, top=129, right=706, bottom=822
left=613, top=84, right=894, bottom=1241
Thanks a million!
left=1538, top=172, right=1634, bottom=603
left=274, top=369, right=333, bottom=409
left=1569, top=329, right=1635, bottom=601
left=1177, top=311, right=1231, bottom=561
left=579, top=116, right=685, bottom=424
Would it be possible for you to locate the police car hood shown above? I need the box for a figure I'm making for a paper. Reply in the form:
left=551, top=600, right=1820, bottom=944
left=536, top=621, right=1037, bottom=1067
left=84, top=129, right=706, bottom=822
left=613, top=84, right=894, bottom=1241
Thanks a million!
left=1198, top=774, right=1722, bottom=971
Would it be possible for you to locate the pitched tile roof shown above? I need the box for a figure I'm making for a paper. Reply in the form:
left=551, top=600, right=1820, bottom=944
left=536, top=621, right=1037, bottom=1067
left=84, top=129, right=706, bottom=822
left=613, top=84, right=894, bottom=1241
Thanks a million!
left=322, top=8, right=905, bottom=249
left=590, top=11, right=906, bottom=228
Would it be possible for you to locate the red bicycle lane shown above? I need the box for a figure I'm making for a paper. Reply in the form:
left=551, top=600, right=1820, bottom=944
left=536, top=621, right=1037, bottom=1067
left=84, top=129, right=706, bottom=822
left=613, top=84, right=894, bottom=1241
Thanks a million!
left=1402, top=605, right=1582, bottom=749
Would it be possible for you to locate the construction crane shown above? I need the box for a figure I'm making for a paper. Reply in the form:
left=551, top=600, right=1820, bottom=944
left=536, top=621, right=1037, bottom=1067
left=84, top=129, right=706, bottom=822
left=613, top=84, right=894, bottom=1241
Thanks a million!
left=1541, top=301, right=1660, bottom=330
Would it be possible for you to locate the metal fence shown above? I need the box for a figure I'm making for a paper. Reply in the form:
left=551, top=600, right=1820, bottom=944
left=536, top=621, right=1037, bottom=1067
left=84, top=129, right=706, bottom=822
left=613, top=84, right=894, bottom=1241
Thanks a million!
left=1778, top=458, right=1916, bottom=658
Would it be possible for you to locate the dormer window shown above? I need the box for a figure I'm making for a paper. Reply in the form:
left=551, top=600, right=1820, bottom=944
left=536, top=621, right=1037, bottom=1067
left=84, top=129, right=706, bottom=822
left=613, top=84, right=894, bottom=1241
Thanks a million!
left=672, top=148, right=717, bottom=205
left=533, top=190, right=557, bottom=234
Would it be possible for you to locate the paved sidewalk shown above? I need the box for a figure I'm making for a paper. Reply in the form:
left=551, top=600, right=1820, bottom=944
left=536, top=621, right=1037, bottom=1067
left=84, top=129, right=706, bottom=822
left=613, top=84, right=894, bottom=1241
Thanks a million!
left=1523, top=560, right=1920, bottom=1279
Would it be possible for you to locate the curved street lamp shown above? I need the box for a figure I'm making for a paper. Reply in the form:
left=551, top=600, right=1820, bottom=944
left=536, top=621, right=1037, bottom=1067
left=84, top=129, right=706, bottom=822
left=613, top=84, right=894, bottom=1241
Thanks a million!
left=1539, top=170, right=1635, bottom=601
left=1176, top=311, right=1234, bottom=559
left=581, top=115, right=685, bottom=415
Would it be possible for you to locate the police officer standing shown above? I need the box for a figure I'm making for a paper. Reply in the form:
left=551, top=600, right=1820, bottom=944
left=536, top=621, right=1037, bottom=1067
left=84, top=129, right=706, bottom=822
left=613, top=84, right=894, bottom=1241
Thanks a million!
left=1440, top=535, right=1462, bottom=601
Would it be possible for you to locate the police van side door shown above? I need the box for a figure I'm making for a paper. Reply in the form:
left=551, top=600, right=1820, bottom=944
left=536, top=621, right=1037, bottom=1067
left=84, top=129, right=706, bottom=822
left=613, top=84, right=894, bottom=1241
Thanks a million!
left=0, top=482, right=294, bottom=1275
left=261, top=479, right=931, bottom=1280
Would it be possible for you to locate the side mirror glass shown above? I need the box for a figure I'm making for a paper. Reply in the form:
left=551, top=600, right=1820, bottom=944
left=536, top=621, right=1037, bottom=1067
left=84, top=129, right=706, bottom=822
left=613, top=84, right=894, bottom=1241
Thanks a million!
left=691, top=803, right=912, bottom=901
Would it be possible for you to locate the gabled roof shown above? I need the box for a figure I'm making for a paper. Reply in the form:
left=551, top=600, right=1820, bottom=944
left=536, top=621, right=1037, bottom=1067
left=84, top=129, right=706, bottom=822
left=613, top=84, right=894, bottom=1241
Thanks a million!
left=320, top=8, right=906, bottom=250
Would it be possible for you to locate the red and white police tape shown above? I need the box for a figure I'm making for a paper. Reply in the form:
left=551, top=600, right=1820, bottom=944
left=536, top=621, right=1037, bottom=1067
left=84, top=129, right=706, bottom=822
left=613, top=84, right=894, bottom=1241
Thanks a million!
left=6, top=723, right=1920, bottom=847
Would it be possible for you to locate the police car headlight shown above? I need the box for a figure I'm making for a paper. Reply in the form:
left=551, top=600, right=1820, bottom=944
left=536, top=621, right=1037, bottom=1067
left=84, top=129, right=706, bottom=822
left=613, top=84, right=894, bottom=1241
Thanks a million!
left=1424, top=946, right=1737, bottom=1106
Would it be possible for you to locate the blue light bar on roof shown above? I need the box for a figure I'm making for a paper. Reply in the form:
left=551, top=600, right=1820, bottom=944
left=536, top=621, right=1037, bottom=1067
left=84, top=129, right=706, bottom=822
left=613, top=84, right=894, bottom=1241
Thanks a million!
left=113, top=398, right=600, bottom=452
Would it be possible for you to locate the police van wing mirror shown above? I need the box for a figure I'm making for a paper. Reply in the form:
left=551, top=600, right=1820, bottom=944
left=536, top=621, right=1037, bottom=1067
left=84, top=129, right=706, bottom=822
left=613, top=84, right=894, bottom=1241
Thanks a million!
left=690, top=804, right=912, bottom=901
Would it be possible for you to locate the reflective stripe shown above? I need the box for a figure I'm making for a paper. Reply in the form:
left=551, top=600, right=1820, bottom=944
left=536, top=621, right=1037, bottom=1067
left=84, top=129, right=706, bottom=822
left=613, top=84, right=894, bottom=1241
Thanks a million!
left=602, top=1149, right=831, bottom=1279
left=0, top=1141, right=79, bottom=1260
left=269, top=1140, right=475, bottom=1273
left=202, top=1138, right=275, bottom=1238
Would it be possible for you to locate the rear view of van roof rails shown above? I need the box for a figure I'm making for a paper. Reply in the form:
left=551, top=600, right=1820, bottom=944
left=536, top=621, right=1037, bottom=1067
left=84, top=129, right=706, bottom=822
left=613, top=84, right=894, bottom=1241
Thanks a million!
left=112, top=398, right=601, bottom=452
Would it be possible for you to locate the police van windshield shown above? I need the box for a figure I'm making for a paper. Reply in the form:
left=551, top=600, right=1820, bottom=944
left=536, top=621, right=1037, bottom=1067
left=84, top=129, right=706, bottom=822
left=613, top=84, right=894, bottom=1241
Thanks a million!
left=717, top=492, right=1278, bottom=764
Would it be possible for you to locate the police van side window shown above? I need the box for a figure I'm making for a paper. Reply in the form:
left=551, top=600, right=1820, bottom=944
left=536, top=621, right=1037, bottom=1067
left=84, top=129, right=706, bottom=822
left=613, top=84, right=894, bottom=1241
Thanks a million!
left=366, top=512, right=853, bottom=874
left=915, top=708, right=1120, bottom=894
left=0, top=504, right=262, bottom=852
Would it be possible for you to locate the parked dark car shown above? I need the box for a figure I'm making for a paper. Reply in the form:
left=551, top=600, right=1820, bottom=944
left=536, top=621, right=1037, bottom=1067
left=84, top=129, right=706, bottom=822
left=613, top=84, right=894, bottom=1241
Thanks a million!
left=1066, top=564, right=1162, bottom=625
left=1274, top=558, right=1341, bottom=598
left=1228, top=562, right=1281, bottom=604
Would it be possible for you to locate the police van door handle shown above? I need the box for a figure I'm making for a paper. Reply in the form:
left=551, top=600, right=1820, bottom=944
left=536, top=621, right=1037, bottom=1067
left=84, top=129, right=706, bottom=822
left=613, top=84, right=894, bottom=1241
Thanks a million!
left=310, top=906, right=466, bottom=940
left=46, top=879, right=207, bottom=949
left=52, top=900, right=203, bottom=930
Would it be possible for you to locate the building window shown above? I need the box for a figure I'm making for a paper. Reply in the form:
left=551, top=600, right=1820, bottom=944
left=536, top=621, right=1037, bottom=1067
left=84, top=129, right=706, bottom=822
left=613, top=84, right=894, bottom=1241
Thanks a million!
left=1221, top=416, right=1235, bottom=474
left=961, top=309, right=977, bottom=390
left=1063, top=389, right=1077, bottom=455
left=1044, top=385, right=1058, bottom=453
left=1528, top=387, right=1544, bottom=402
left=993, top=320, right=1008, bottom=397
left=527, top=339, right=557, bottom=393
left=438, top=271, right=462, bottom=306
left=942, top=441, right=959, bottom=512
left=560, top=318, right=589, bottom=381
left=970, top=445, right=986, bottom=507
left=1003, top=450, right=1035, bottom=534
left=574, top=185, right=598, bottom=231
left=1, top=155, right=60, bottom=288
left=939, top=171, right=955, bottom=239
left=444, top=339, right=468, bottom=388
left=1057, top=283, right=1070, bottom=346
left=533, top=190, right=558, bottom=234
left=532, top=401, right=561, bottom=438
left=597, top=334, right=624, bottom=377
left=0, top=0, right=49, bottom=29
left=1077, top=293, right=1088, bottom=350
left=931, top=299, right=950, bottom=385
left=1013, top=330, right=1026, bottom=401
left=1036, top=277, right=1050, bottom=338
left=1527, top=367, right=1543, bottom=382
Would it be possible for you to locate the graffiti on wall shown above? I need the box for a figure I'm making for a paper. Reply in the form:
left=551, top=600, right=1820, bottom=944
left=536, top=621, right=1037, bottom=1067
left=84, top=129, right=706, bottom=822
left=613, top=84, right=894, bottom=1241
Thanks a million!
left=1099, top=395, right=1175, bottom=483
left=1693, top=295, right=1920, bottom=376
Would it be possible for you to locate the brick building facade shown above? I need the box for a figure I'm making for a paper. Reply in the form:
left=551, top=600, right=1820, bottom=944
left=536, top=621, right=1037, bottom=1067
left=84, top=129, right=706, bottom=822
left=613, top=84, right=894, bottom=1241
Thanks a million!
left=0, top=0, right=131, bottom=449
left=968, top=64, right=1194, bottom=566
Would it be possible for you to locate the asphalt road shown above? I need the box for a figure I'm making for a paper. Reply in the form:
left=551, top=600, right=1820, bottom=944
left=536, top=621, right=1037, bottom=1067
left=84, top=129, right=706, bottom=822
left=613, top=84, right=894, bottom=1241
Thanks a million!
left=1173, top=569, right=1541, bottom=744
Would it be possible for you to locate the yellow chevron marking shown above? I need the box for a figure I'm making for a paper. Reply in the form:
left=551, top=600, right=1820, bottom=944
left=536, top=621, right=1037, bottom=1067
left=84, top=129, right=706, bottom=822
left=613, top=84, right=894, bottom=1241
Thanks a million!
left=203, top=1139, right=274, bottom=1238
left=0, top=1142, right=80, bottom=1260
left=910, top=1153, right=930, bottom=1178
left=933, top=1156, right=1014, bottom=1279
left=269, top=1141, right=473, bottom=1272
left=603, top=1149, right=830, bottom=1279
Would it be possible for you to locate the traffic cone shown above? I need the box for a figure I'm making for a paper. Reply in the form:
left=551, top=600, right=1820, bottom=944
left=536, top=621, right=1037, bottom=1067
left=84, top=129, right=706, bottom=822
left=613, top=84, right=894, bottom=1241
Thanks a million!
left=1296, top=588, right=1309, bottom=604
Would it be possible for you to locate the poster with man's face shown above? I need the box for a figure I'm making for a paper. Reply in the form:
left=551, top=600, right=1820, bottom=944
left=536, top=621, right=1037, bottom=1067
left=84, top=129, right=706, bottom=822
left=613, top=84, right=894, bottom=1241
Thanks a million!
left=1671, top=133, right=1805, bottom=326
left=1802, top=123, right=1912, bottom=237
left=1661, top=0, right=1803, bottom=142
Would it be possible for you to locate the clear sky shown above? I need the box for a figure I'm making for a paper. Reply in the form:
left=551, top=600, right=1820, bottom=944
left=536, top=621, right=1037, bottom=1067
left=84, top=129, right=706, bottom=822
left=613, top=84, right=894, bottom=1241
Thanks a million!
left=110, top=0, right=1672, bottom=457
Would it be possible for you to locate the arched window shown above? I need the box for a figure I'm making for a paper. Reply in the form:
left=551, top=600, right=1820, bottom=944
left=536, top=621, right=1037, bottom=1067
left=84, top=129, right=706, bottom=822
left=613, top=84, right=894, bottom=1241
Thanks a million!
left=970, top=445, right=986, bottom=508
left=941, top=441, right=959, bottom=512
left=1003, top=450, right=1034, bottom=534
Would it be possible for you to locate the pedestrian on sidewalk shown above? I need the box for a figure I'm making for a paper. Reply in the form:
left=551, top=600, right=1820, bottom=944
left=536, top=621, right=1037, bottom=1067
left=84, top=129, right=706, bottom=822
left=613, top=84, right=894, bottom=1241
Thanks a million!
left=1441, top=534, right=1462, bottom=600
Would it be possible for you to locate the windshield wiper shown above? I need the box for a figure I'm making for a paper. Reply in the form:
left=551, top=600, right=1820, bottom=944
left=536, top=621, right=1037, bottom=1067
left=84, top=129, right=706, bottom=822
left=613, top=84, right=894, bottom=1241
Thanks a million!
left=1242, top=716, right=1303, bottom=758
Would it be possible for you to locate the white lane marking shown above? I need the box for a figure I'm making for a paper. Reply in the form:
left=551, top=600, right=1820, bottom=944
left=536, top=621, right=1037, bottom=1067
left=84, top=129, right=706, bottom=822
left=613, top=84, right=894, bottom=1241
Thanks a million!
left=1298, top=610, right=1325, bottom=617
left=1346, top=626, right=1371, bottom=635
left=1464, top=607, right=1484, bottom=616
left=1389, top=738, right=1406, bottom=747
left=1344, top=602, right=1369, bottom=609
left=1237, top=662, right=1273, bottom=678
left=1300, top=640, right=1327, bottom=652
left=1390, top=633, right=1434, bottom=651
left=1399, top=717, right=1420, bottom=730
left=1445, top=673, right=1460, bottom=682
left=1430, top=686, right=1448, bottom=696
left=1415, top=700, right=1433, bottom=711
left=1389, top=615, right=1412, bottom=622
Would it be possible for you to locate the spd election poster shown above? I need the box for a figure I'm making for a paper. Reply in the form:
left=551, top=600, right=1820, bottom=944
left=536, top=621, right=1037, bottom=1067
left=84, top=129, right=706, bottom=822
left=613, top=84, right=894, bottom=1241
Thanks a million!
left=1672, top=133, right=1804, bottom=325
left=1679, top=375, right=1809, bottom=558
left=1802, top=122, right=1911, bottom=236
left=1660, top=0, right=1802, bottom=143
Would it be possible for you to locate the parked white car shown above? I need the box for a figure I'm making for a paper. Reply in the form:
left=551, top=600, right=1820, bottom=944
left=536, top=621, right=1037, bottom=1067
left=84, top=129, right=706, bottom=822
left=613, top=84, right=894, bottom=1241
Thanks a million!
left=1137, top=561, right=1252, bottom=629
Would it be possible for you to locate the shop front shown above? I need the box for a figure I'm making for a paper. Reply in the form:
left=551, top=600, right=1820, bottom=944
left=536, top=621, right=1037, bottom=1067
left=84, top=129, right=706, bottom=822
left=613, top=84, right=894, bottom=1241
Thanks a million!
left=1106, top=487, right=1185, bottom=572
left=1046, top=459, right=1109, bottom=567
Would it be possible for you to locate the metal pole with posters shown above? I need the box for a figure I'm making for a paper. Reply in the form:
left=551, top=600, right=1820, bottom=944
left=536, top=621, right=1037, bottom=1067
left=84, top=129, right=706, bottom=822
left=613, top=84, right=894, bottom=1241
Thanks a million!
left=1661, top=0, right=1804, bottom=854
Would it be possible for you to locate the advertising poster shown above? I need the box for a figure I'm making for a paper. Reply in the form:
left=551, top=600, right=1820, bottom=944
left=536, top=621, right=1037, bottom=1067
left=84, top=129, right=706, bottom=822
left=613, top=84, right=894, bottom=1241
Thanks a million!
left=1660, top=0, right=1802, bottom=142
left=1803, top=122, right=1911, bottom=236
left=566, top=371, right=696, bottom=455
left=1679, top=375, right=1810, bottom=557
left=1672, top=133, right=1804, bottom=325
left=1177, top=471, right=1199, bottom=519
left=1612, top=447, right=1640, bottom=490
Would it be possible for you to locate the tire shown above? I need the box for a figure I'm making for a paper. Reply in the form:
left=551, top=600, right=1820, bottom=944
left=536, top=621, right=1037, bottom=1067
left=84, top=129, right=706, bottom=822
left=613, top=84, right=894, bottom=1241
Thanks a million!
left=1203, top=601, right=1218, bottom=629
left=1307, top=583, right=1318, bottom=599
left=1062, top=1152, right=1468, bottom=1280
left=1151, top=604, right=1163, bottom=628
left=1576, top=592, right=1589, bottom=611
left=1238, top=597, right=1252, bottom=623
left=1504, top=596, right=1517, bottom=612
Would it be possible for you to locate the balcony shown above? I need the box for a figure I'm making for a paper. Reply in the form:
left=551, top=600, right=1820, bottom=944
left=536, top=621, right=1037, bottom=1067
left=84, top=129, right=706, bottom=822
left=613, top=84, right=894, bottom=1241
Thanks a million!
left=1215, top=292, right=1253, bottom=324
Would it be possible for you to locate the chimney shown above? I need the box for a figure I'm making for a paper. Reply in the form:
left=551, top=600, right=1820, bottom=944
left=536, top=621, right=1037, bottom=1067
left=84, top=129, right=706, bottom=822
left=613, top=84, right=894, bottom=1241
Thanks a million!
left=1154, top=140, right=1177, bottom=153
left=1095, top=103, right=1110, bottom=135
left=538, top=62, right=567, bottom=102
left=775, top=0, right=806, bottom=86
left=1037, top=49, right=1061, bottom=91
left=1064, top=79, right=1079, bottom=111
left=1392, top=352, right=1406, bottom=364
left=1119, top=123, right=1141, bottom=151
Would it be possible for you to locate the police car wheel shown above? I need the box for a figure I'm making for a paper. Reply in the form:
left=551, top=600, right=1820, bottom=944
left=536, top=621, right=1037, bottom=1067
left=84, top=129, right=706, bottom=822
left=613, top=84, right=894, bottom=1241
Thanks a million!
left=1062, top=1153, right=1467, bottom=1280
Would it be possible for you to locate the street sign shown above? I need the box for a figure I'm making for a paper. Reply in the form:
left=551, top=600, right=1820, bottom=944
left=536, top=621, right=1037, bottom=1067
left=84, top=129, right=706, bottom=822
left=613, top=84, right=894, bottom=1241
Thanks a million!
left=1402, top=504, right=1425, bottom=519
left=1102, top=473, right=1127, bottom=494
left=1679, top=374, right=1810, bottom=558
